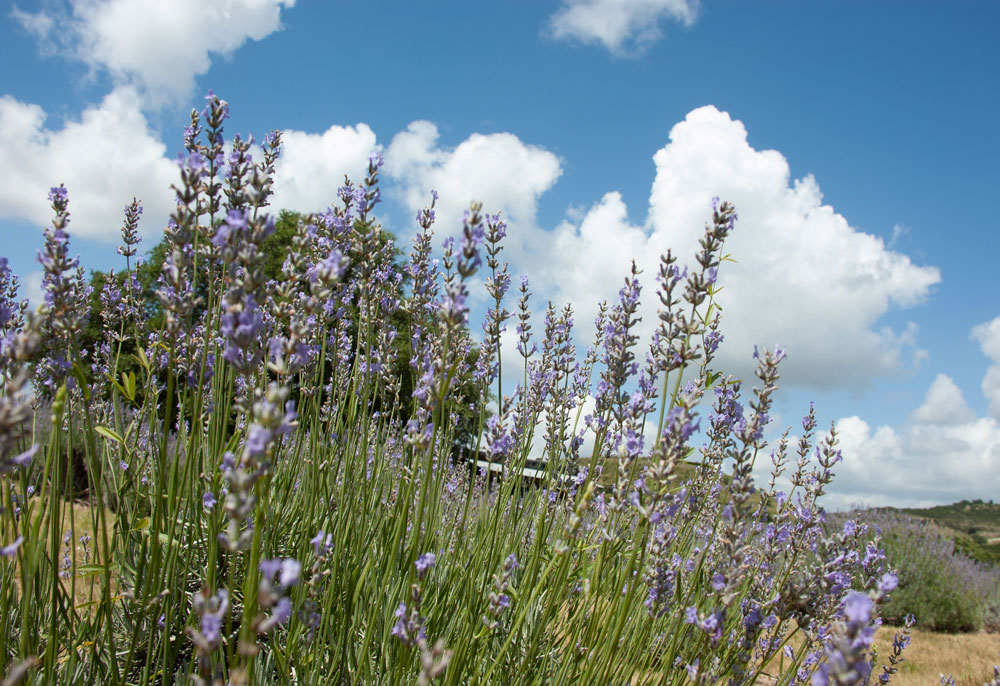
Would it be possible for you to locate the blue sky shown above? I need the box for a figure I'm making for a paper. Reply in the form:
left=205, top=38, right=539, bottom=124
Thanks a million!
left=2, top=0, right=998, bottom=508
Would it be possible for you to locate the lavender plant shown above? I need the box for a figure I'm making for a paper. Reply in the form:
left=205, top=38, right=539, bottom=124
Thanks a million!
left=834, top=508, right=1000, bottom=633
left=0, top=92, right=935, bottom=686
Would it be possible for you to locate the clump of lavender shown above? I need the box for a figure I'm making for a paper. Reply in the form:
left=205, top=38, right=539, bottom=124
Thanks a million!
left=476, top=213, right=512, bottom=398
left=876, top=613, right=914, bottom=686
left=219, top=383, right=297, bottom=552
left=811, top=590, right=877, bottom=686
left=0, top=258, right=29, bottom=377
left=417, top=638, right=452, bottom=686
left=298, top=531, right=334, bottom=643
left=92, top=263, right=143, bottom=384
left=157, top=152, right=206, bottom=339
left=0, top=94, right=913, bottom=686
left=117, top=198, right=143, bottom=263
left=835, top=508, right=1000, bottom=632
left=216, top=209, right=274, bottom=382
left=0, top=310, right=40, bottom=476
left=811, top=575, right=898, bottom=686
left=267, top=214, right=347, bottom=382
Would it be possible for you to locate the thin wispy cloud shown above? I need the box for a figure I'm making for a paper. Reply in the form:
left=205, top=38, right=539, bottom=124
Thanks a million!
left=12, top=0, right=295, bottom=108
left=546, top=0, right=699, bottom=56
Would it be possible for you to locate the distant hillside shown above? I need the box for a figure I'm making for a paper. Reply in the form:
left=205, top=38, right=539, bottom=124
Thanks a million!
left=896, top=499, right=1000, bottom=565
left=594, top=457, right=701, bottom=491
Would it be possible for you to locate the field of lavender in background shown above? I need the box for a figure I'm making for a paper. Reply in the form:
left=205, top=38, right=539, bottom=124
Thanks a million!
left=830, top=509, right=1000, bottom=634
left=0, top=93, right=996, bottom=685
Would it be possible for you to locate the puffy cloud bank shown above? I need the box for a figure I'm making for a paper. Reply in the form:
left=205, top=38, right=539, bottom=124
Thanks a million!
left=834, top=411, right=999, bottom=508
left=826, top=316, right=1000, bottom=509
left=386, top=121, right=562, bottom=233
left=0, top=84, right=942, bottom=397
left=378, top=106, right=939, bottom=393
left=3, top=0, right=298, bottom=239
left=0, top=87, right=175, bottom=241
left=270, top=123, right=378, bottom=214
left=376, top=105, right=987, bottom=510
left=532, top=106, right=940, bottom=390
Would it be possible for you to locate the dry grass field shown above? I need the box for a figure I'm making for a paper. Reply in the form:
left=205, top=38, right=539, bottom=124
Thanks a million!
left=753, top=626, right=998, bottom=686
left=883, top=626, right=999, bottom=686
left=7, top=500, right=116, bottom=608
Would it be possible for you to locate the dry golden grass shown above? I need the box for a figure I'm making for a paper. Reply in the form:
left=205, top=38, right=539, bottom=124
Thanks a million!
left=754, top=625, right=998, bottom=686
left=884, top=626, right=999, bottom=686
left=5, top=499, right=117, bottom=609
left=58, top=500, right=117, bottom=609
left=563, top=600, right=999, bottom=685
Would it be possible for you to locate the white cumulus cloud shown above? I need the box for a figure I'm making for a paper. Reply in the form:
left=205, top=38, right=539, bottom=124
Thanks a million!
left=13, top=0, right=295, bottom=106
left=833, top=412, right=1000, bottom=509
left=380, top=107, right=940, bottom=394
left=973, top=316, right=1000, bottom=361
left=980, top=366, right=1000, bottom=421
left=827, top=317, right=1000, bottom=508
left=270, top=124, right=378, bottom=214
left=972, top=315, right=1000, bottom=418
left=911, top=373, right=976, bottom=425
left=385, top=120, right=562, bottom=238
left=547, top=0, right=699, bottom=55
left=542, top=191, right=648, bottom=313
left=0, top=87, right=176, bottom=242
left=538, top=105, right=941, bottom=390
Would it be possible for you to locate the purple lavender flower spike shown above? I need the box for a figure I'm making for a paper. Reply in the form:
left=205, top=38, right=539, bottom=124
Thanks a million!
left=415, top=552, right=436, bottom=580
